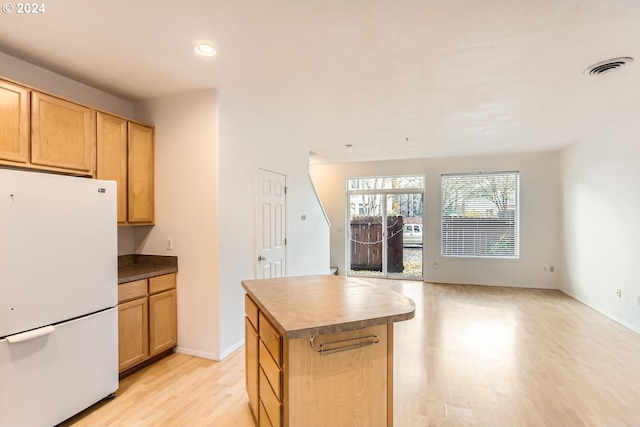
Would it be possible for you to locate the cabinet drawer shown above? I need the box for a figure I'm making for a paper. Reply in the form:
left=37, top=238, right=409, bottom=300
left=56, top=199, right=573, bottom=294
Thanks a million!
left=149, top=273, right=176, bottom=294
left=118, top=279, right=147, bottom=303
left=259, top=368, right=281, bottom=427
left=259, top=312, right=281, bottom=366
left=245, top=318, right=260, bottom=419
left=245, top=294, right=259, bottom=330
left=259, top=400, right=274, bottom=427
left=259, top=340, right=282, bottom=399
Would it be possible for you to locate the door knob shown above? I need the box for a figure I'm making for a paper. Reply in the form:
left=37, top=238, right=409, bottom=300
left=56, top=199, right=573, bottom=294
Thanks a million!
left=258, top=255, right=266, bottom=261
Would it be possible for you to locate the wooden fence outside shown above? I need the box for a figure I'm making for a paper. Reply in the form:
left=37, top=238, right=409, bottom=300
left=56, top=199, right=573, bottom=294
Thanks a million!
left=350, top=216, right=404, bottom=272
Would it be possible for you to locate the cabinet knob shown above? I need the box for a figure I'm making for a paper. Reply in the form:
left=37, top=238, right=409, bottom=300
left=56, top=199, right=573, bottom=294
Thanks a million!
left=258, top=255, right=266, bottom=261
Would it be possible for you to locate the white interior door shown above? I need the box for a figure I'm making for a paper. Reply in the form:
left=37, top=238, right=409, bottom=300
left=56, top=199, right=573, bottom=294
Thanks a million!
left=256, top=169, right=286, bottom=279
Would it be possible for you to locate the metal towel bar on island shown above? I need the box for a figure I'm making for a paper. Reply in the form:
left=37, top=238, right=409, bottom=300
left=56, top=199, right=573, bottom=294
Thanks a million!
left=309, top=334, right=380, bottom=355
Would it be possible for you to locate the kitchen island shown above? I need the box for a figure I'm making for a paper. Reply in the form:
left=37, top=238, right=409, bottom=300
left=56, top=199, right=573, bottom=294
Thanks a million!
left=242, top=275, right=415, bottom=427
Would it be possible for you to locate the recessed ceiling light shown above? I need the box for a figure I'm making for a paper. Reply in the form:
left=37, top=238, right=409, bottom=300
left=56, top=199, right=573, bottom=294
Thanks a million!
left=194, top=43, right=216, bottom=57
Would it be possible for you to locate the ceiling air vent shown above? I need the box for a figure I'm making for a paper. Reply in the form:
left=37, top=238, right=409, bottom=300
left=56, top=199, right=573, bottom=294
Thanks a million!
left=584, top=57, right=633, bottom=76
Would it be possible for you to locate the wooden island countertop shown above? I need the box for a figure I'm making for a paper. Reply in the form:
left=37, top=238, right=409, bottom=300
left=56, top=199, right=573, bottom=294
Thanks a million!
left=241, top=275, right=415, bottom=339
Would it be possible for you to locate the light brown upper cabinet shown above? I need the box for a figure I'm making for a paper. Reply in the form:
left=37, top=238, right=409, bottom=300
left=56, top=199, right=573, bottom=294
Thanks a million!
left=0, top=80, right=30, bottom=164
left=31, top=92, right=95, bottom=173
left=96, top=112, right=128, bottom=223
left=1, top=76, right=155, bottom=224
left=128, top=123, right=155, bottom=224
left=97, top=113, right=155, bottom=225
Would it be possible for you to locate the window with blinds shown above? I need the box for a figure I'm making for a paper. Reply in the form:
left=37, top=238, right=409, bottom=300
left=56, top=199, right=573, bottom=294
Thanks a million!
left=441, top=172, right=519, bottom=258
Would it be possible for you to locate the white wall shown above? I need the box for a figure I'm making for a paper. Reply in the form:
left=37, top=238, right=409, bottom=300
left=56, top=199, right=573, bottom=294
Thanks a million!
left=0, top=52, right=135, bottom=118
left=135, top=90, right=221, bottom=359
left=560, top=113, right=640, bottom=334
left=310, top=151, right=561, bottom=289
left=217, top=92, right=330, bottom=357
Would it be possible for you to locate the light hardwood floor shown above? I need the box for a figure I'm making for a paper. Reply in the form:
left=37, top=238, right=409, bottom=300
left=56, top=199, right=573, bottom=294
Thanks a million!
left=60, top=281, right=640, bottom=427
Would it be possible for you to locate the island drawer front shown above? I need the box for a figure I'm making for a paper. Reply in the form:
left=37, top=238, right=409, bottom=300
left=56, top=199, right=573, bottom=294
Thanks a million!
left=259, top=368, right=282, bottom=427
left=245, top=294, right=259, bottom=330
left=259, top=400, right=274, bottom=427
left=259, top=313, right=282, bottom=365
left=259, top=340, right=282, bottom=398
left=245, top=318, right=260, bottom=419
left=149, top=273, right=176, bottom=295
left=118, top=279, right=147, bottom=303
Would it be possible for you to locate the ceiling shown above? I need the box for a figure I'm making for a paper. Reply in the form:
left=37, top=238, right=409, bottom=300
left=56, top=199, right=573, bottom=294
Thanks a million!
left=2, top=0, right=640, bottom=163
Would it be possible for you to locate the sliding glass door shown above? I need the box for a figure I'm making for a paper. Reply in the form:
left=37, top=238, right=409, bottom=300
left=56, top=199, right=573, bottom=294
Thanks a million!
left=347, top=176, right=424, bottom=279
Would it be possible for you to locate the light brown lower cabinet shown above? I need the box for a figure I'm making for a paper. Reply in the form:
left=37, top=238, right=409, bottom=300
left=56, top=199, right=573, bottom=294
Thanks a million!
left=118, top=273, right=177, bottom=373
left=245, top=294, right=391, bottom=427
left=118, top=296, right=149, bottom=372
left=149, top=289, right=177, bottom=356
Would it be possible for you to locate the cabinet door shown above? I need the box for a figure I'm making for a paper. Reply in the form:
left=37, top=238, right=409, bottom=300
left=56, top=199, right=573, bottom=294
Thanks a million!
left=0, top=80, right=29, bottom=164
left=287, top=324, right=389, bottom=427
left=31, top=92, right=94, bottom=173
left=118, top=297, right=149, bottom=372
left=149, top=289, right=177, bottom=356
left=246, top=317, right=260, bottom=421
left=96, top=112, right=127, bottom=223
left=128, top=123, right=154, bottom=224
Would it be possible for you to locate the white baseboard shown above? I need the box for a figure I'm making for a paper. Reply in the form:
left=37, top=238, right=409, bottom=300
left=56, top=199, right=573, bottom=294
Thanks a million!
left=219, top=339, right=245, bottom=360
left=560, top=290, right=640, bottom=336
left=175, top=347, right=220, bottom=361
left=174, top=339, right=246, bottom=362
left=426, top=279, right=558, bottom=290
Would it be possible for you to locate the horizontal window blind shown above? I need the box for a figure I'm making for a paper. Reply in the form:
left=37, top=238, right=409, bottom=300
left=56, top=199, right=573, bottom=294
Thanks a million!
left=441, top=172, right=519, bottom=258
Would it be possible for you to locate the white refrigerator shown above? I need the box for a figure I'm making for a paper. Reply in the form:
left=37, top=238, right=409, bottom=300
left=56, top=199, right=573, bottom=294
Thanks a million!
left=0, top=168, right=119, bottom=427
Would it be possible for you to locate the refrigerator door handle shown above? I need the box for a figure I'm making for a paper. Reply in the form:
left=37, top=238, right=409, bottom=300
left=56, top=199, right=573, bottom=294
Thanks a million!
left=6, top=325, right=55, bottom=344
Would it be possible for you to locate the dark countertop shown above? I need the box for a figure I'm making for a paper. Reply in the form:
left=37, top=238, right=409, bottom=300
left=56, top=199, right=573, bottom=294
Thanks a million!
left=118, top=254, right=178, bottom=284
left=242, top=275, right=415, bottom=339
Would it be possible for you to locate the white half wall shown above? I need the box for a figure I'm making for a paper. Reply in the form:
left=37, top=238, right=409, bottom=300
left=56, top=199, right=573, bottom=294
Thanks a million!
left=560, top=113, right=640, bottom=334
left=310, top=151, right=561, bottom=289
left=134, top=90, right=220, bottom=359
left=217, top=91, right=330, bottom=355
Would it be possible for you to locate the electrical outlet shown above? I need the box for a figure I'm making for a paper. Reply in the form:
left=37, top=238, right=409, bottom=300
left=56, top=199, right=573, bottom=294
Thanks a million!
left=636, top=296, right=640, bottom=306
left=166, top=238, right=173, bottom=250
left=616, top=288, right=622, bottom=298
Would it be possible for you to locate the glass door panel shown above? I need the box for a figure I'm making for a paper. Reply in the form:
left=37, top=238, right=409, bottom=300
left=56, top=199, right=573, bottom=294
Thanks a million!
left=387, top=193, right=424, bottom=279
left=349, top=194, right=384, bottom=276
